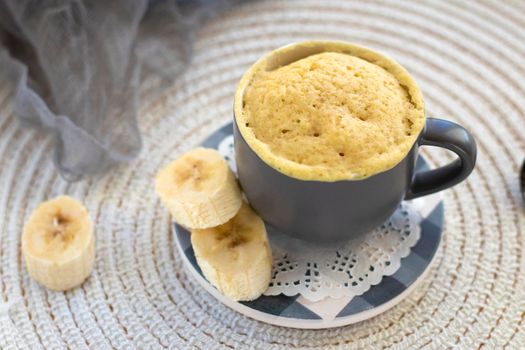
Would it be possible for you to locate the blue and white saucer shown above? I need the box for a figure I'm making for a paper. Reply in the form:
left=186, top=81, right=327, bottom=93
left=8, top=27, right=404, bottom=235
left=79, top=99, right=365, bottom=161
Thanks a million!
left=173, top=123, right=443, bottom=329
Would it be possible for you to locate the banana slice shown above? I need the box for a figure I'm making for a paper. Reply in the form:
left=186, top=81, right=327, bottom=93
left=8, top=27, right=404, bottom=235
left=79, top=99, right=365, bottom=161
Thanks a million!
left=155, top=147, right=242, bottom=229
left=22, top=196, right=95, bottom=291
left=191, top=203, right=272, bottom=301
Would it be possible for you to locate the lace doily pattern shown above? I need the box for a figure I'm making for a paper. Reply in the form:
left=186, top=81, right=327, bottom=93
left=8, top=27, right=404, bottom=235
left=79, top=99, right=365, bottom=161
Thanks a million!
left=266, top=203, right=421, bottom=301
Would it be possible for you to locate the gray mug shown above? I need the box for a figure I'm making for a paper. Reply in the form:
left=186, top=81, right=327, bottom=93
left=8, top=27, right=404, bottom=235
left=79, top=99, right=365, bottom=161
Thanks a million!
left=233, top=41, right=477, bottom=242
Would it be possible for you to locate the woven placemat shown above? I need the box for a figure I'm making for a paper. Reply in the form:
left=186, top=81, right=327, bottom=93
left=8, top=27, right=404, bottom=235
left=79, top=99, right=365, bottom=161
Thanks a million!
left=1, top=0, right=524, bottom=348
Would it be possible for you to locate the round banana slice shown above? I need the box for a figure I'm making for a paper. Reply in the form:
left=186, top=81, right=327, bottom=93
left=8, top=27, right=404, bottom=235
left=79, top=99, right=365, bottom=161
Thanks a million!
left=155, top=147, right=242, bottom=229
left=191, top=202, right=272, bottom=301
left=22, top=196, right=95, bottom=291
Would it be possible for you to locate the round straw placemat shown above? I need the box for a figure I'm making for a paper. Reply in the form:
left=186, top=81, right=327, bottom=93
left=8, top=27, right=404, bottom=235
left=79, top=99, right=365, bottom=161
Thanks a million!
left=1, top=0, right=524, bottom=349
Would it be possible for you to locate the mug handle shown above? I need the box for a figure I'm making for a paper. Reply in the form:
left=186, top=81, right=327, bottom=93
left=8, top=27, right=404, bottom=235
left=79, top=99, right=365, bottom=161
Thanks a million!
left=405, top=117, right=477, bottom=200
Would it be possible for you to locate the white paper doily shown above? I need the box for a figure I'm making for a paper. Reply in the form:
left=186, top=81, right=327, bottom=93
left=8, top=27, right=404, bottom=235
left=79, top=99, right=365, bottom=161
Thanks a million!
left=264, top=203, right=421, bottom=301
left=217, top=134, right=423, bottom=302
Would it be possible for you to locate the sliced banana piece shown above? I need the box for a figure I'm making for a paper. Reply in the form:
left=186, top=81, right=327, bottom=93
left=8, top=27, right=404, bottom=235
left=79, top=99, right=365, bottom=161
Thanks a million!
left=191, top=203, right=272, bottom=301
left=22, top=196, right=95, bottom=291
left=155, top=147, right=242, bottom=229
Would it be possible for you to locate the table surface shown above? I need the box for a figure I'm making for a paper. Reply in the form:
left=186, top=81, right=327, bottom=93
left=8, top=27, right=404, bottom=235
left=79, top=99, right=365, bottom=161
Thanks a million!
left=0, top=1, right=524, bottom=349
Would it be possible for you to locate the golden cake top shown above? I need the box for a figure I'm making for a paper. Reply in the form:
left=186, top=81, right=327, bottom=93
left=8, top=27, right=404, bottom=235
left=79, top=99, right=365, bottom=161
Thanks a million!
left=235, top=42, right=425, bottom=181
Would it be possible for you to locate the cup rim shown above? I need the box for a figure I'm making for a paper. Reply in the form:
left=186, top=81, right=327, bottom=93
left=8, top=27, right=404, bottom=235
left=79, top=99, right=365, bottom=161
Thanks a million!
left=234, top=40, right=426, bottom=182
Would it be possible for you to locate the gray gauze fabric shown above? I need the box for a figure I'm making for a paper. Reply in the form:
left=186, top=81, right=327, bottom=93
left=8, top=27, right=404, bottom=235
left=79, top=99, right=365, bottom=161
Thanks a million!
left=0, top=0, right=237, bottom=181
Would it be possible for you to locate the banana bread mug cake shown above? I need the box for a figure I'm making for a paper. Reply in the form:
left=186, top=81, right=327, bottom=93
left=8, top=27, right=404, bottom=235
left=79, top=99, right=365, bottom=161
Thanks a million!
left=236, top=43, right=425, bottom=181
left=233, top=41, right=476, bottom=241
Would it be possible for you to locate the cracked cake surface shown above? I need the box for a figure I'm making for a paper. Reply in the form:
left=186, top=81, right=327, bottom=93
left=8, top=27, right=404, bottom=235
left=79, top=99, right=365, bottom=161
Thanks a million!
left=236, top=43, right=425, bottom=181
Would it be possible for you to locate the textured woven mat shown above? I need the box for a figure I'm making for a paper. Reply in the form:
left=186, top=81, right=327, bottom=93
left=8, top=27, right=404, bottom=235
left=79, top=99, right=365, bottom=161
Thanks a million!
left=1, top=0, right=525, bottom=349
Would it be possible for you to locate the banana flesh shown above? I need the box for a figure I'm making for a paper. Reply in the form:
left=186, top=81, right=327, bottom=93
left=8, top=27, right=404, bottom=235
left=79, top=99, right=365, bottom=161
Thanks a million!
left=155, top=147, right=242, bottom=229
left=22, top=196, right=95, bottom=291
left=191, top=203, right=272, bottom=301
